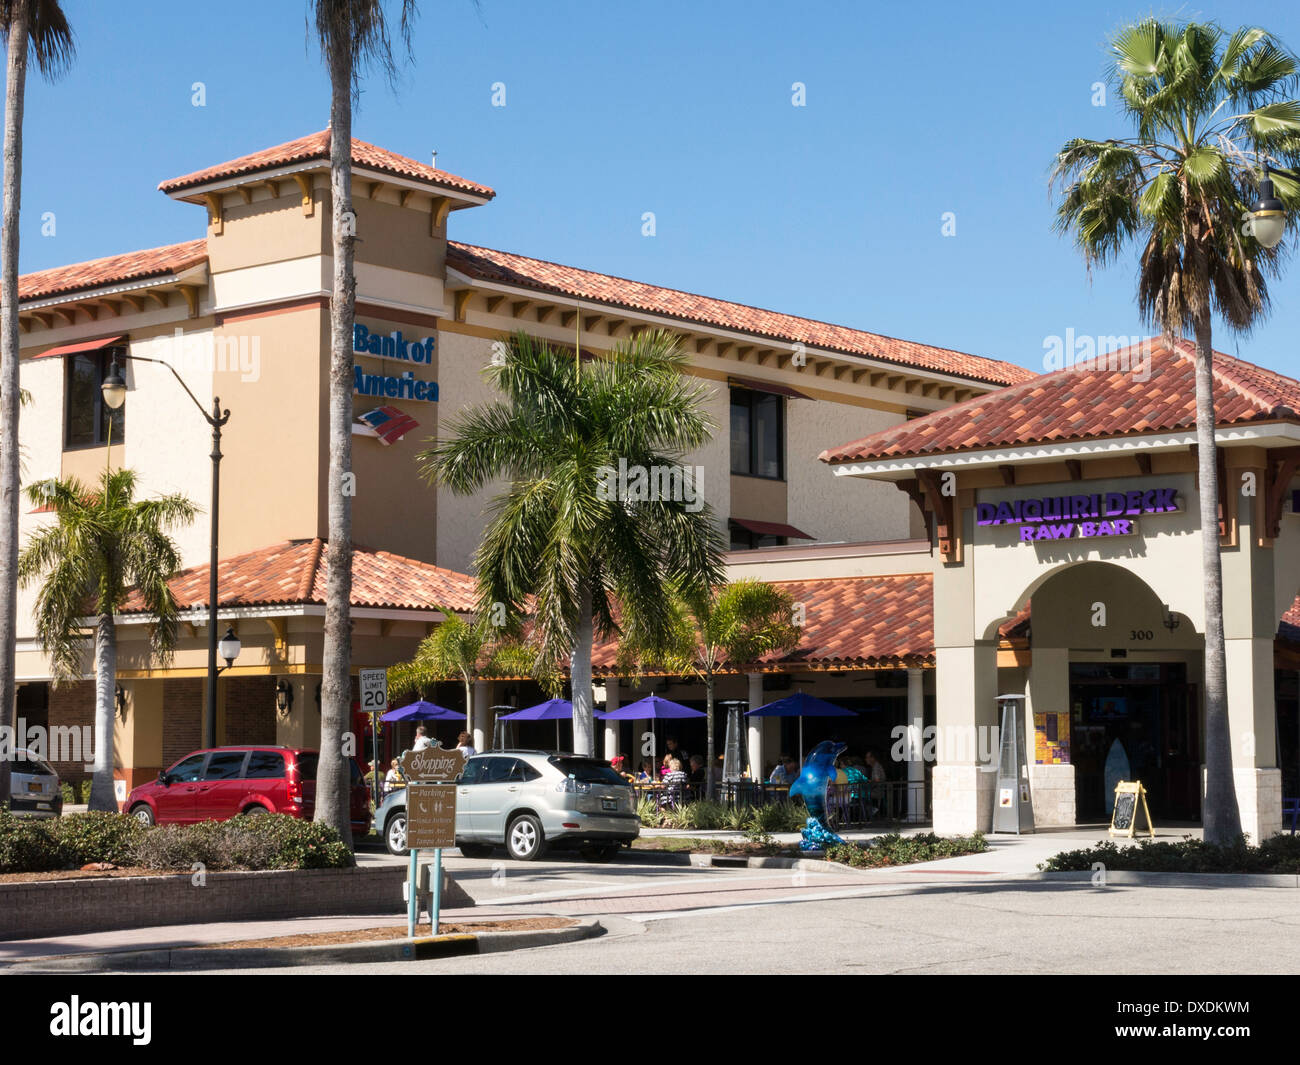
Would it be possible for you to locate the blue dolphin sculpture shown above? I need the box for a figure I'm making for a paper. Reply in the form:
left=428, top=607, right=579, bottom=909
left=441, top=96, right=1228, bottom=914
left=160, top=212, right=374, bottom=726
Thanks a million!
left=789, top=740, right=847, bottom=850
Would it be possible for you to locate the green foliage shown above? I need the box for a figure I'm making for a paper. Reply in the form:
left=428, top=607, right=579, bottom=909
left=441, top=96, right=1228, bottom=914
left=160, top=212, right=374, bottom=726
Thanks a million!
left=0, top=812, right=353, bottom=874
left=637, top=798, right=808, bottom=833
left=54, top=811, right=144, bottom=865
left=59, top=782, right=75, bottom=805
left=824, top=832, right=988, bottom=869
left=1038, top=833, right=1300, bottom=874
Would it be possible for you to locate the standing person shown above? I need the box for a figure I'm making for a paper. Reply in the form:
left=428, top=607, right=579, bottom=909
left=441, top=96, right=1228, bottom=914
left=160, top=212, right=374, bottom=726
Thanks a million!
left=456, top=731, right=477, bottom=759
left=863, top=750, right=887, bottom=819
left=412, top=725, right=432, bottom=752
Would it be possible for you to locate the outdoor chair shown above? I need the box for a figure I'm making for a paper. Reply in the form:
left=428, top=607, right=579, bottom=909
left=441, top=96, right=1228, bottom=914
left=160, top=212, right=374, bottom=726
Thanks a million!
left=1284, top=797, right=1300, bottom=835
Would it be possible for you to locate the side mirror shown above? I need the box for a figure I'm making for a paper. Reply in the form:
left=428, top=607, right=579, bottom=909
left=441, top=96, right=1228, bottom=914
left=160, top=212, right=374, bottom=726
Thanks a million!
left=157, top=771, right=170, bottom=787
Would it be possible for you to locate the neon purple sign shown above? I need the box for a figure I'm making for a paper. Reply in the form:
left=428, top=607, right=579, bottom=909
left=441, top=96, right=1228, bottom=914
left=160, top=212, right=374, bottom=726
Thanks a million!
left=977, top=487, right=1179, bottom=543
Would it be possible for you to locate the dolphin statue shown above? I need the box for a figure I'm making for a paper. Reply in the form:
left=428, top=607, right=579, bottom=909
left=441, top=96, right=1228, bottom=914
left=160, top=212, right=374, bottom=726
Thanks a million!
left=789, top=740, right=847, bottom=849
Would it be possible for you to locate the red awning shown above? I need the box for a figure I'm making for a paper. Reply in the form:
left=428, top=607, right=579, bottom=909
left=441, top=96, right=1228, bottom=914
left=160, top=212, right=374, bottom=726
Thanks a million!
left=730, top=517, right=815, bottom=540
left=727, top=375, right=814, bottom=400
left=32, top=334, right=125, bottom=360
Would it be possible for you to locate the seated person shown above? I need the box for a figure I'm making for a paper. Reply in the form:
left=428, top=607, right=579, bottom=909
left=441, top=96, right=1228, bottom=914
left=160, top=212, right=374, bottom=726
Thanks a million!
left=660, top=757, right=688, bottom=806
left=687, top=754, right=707, bottom=785
left=383, top=758, right=404, bottom=795
left=636, top=760, right=654, bottom=783
left=768, top=755, right=801, bottom=785
left=610, top=754, right=635, bottom=783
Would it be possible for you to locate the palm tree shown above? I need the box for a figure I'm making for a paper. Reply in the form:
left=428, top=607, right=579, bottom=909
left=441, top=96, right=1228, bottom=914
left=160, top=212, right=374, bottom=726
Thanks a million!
left=1052, top=19, right=1300, bottom=843
left=387, top=606, right=547, bottom=737
left=0, top=1, right=74, bottom=810
left=17, top=470, right=194, bottom=811
left=310, top=0, right=416, bottom=844
left=420, top=329, right=725, bottom=756
left=622, top=579, right=800, bottom=798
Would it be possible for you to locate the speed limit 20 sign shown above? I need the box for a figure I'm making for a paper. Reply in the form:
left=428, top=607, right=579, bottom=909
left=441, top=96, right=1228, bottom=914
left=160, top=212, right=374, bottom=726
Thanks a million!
left=360, top=668, right=388, bottom=713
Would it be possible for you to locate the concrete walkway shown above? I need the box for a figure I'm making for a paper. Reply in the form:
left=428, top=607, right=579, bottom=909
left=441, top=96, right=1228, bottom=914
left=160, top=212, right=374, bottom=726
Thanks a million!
left=0, top=824, right=1201, bottom=964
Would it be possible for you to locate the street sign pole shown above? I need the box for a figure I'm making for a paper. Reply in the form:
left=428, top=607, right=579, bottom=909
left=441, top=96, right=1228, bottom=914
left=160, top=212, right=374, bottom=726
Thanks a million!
left=406, top=846, right=419, bottom=937
left=432, top=846, right=443, bottom=935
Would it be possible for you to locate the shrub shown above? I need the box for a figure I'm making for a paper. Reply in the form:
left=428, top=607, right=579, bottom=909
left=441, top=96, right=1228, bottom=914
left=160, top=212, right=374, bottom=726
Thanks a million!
left=825, top=831, right=988, bottom=868
left=1038, top=833, right=1300, bottom=874
left=220, top=814, right=353, bottom=870
left=59, top=782, right=76, bottom=806
left=0, top=810, right=61, bottom=872
left=54, top=812, right=145, bottom=865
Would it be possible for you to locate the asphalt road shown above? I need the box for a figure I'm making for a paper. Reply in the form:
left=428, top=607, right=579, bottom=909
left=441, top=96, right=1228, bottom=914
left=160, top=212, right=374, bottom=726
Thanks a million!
left=176, top=849, right=1300, bottom=975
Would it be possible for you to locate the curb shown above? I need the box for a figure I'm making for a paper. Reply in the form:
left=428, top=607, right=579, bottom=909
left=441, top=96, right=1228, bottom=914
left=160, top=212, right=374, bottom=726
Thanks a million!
left=1029, top=870, right=1300, bottom=888
left=5, top=918, right=603, bottom=972
left=624, top=849, right=868, bottom=875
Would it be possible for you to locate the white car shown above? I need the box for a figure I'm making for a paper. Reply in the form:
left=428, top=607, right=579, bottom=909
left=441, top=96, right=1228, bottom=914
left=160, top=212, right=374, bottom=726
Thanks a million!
left=9, top=749, right=62, bottom=818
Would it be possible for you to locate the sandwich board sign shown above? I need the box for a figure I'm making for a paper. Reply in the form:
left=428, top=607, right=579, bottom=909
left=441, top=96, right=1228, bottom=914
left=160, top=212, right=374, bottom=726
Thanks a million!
left=398, top=743, right=465, bottom=937
left=1109, top=780, right=1155, bottom=838
left=992, top=694, right=1035, bottom=834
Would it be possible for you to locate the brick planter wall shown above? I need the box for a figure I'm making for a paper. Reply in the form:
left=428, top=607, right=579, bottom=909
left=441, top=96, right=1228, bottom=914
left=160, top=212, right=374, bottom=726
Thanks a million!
left=0, top=864, right=471, bottom=941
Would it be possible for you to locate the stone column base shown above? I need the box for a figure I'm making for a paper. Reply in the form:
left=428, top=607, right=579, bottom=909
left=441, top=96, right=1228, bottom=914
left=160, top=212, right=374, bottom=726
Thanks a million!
left=1203, top=768, right=1283, bottom=842
left=932, top=764, right=997, bottom=835
left=1028, top=764, right=1076, bottom=827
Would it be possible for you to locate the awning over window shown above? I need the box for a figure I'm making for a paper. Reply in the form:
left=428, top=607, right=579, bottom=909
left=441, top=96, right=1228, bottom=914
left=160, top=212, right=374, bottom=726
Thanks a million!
left=31, top=334, right=125, bottom=360
left=729, top=517, right=815, bottom=540
left=726, top=375, right=813, bottom=400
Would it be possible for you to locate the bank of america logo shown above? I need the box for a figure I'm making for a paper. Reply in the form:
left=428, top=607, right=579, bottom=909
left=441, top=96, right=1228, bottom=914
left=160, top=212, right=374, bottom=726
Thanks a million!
left=357, top=406, right=419, bottom=445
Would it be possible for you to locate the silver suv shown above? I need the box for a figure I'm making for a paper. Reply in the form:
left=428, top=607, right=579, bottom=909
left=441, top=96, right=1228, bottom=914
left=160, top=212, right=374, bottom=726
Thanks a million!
left=378, top=750, right=638, bottom=862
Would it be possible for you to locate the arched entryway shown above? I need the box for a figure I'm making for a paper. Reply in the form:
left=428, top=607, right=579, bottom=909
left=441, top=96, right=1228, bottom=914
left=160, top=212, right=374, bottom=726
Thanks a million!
left=999, top=560, right=1205, bottom=823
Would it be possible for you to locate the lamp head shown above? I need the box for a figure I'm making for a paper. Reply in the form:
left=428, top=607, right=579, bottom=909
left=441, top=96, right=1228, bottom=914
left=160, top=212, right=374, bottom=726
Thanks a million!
left=101, top=359, right=127, bottom=410
left=1251, top=173, right=1287, bottom=249
left=219, top=626, right=241, bottom=668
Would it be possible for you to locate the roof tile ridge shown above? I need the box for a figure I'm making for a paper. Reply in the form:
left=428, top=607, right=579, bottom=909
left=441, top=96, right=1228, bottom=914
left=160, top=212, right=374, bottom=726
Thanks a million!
left=297, top=538, right=325, bottom=602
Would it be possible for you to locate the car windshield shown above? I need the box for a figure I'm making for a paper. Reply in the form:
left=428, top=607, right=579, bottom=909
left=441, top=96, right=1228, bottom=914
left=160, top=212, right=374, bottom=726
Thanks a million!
left=549, top=758, right=628, bottom=786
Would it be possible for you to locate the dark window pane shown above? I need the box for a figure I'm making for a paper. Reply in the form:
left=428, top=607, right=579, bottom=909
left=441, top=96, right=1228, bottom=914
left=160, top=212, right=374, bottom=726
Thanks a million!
left=459, top=758, right=486, bottom=785
left=753, top=394, right=783, bottom=478
left=296, top=753, right=319, bottom=780
left=245, top=752, right=286, bottom=779
left=549, top=758, right=628, bottom=785
left=481, top=757, right=517, bottom=784
left=730, top=391, right=751, bottom=475
left=202, top=751, right=247, bottom=780
left=65, top=354, right=99, bottom=448
left=729, top=524, right=752, bottom=551
left=169, top=754, right=206, bottom=782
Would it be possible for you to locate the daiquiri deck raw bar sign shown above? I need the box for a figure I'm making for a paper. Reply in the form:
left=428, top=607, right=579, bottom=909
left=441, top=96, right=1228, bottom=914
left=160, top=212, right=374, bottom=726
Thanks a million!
left=977, top=486, right=1180, bottom=542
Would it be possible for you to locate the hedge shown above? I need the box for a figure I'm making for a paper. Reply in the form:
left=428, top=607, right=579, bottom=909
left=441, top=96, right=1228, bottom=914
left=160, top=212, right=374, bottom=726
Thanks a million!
left=1038, top=834, right=1300, bottom=874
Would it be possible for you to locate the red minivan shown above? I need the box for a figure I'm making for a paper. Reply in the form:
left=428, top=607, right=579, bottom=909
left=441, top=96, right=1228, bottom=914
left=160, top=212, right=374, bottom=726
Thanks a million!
left=124, top=746, right=372, bottom=837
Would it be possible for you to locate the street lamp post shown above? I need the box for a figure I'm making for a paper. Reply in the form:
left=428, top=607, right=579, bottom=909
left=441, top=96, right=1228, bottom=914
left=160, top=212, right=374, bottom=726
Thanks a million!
left=1250, top=163, right=1293, bottom=249
left=101, top=355, right=232, bottom=748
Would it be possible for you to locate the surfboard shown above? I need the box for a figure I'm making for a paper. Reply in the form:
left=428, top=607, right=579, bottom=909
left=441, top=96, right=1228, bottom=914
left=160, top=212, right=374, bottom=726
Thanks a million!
left=1103, top=738, right=1131, bottom=814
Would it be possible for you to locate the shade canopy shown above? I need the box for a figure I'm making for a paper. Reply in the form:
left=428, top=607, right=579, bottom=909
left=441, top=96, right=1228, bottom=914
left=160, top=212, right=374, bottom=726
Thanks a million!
left=380, top=700, right=465, bottom=722
left=498, top=698, right=575, bottom=721
left=746, top=692, right=857, bottom=718
left=600, top=694, right=705, bottom=720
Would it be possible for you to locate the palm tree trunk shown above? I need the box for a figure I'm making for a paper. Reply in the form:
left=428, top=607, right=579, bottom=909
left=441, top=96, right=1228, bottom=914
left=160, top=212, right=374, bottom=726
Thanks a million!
left=0, top=5, right=30, bottom=811
left=316, top=46, right=355, bottom=847
left=88, top=613, right=117, bottom=812
left=705, top=671, right=715, bottom=801
left=462, top=674, right=472, bottom=749
left=571, top=583, right=594, bottom=755
left=1193, top=310, right=1242, bottom=845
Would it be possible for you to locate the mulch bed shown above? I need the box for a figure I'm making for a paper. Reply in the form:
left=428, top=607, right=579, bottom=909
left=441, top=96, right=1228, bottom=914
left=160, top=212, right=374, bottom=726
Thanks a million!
left=204, top=917, right=576, bottom=950
left=631, top=837, right=797, bottom=858
left=0, top=867, right=169, bottom=884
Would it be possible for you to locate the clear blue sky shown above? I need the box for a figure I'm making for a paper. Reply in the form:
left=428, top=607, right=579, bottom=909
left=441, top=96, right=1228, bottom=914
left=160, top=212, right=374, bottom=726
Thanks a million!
left=15, top=0, right=1300, bottom=377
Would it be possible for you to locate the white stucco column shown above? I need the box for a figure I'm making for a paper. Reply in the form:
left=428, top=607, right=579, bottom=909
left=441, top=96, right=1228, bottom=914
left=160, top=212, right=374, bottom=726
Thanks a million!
left=471, top=680, right=490, bottom=753
left=747, top=673, right=764, bottom=779
left=906, top=668, right=924, bottom=822
left=932, top=642, right=999, bottom=834
left=603, top=678, right=620, bottom=761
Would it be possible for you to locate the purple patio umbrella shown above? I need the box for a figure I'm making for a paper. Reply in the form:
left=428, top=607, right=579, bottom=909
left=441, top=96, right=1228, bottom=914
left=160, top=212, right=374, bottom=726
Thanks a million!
left=498, top=698, right=575, bottom=750
left=381, top=700, right=465, bottom=722
left=601, top=694, right=705, bottom=774
left=746, top=691, right=857, bottom=762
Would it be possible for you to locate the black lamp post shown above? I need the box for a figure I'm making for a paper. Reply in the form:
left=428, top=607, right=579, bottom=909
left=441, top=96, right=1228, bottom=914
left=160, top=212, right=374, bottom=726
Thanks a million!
left=101, top=356, right=233, bottom=749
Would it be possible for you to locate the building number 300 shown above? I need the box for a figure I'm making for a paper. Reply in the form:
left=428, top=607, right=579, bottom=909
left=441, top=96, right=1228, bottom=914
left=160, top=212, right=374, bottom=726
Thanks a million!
left=1130, top=629, right=1155, bottom=641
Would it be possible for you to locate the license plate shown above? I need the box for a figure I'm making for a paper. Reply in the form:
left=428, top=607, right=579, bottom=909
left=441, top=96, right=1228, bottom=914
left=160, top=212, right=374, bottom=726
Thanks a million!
left=27, top=782, right=41, bottom=793
left=601, top=798, right=617, bottom=811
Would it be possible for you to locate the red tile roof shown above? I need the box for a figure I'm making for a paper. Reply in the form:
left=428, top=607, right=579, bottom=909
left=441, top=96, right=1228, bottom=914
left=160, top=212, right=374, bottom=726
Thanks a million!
left=820, top=339, right=1300, bottom=464
left=158, top=129, right=494, bottom=199
left=19, top=239, right=207, bottom=303
left=447, top=242, right=1035, bottom=388
left=119, top=538, right=477, bottom=615
left=589, top=573, right=935, bottom=673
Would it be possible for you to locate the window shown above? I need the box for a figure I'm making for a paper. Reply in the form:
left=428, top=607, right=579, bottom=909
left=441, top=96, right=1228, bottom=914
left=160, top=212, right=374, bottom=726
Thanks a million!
left=730, top=388, right=784, bottom=479
left=167, top=754, right=206, bottom=783
left=245, top=752, right=286, bottom=779
left=728, top=523, right=786, bottom=551
left=65, top=348, right=125, bottom=449
left=459, top=758, right=487, bottom=785
left=202, top=751, right=247, bottom=780
left=549, top=758, right=628, bottom=786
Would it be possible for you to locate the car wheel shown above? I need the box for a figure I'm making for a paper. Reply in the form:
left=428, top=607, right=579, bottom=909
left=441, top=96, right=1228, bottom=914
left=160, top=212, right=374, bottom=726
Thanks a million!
left=457, top=841, right=493, bottom=858
left=242, top=805, right=268, bottom=817
left=385, top=812, right=408, bottom=855
left=580, top=844, right=620, bottom=863
left=130, top=804, right=155, bottom=828
left=505, top=814, right=546, bottom=861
